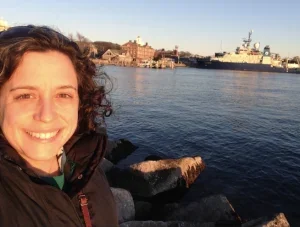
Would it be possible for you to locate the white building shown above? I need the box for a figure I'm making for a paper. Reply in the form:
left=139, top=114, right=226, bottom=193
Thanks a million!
left=0, top=18, right=9, bottom=31
left=136, top=36, right=144, bottom=46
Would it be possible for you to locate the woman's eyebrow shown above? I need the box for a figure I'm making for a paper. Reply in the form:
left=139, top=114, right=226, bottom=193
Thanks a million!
left=57, top=85, right=77, bottom=91
left=10, top=86, right=37, bottom=92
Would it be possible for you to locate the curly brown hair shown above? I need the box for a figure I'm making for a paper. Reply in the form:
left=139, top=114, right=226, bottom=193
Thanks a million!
left=0, top=25, right=111, bottom=134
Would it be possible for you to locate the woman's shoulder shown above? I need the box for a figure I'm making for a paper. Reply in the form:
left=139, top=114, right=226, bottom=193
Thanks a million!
left=0, top=156, right=28, bottom=189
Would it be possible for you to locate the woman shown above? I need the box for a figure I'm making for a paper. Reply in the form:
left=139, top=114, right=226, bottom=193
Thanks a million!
left=0, top=25, right=118, bottom=226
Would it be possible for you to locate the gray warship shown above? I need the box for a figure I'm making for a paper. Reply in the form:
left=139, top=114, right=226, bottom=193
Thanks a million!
left=197, top=30, right=300, bottom=74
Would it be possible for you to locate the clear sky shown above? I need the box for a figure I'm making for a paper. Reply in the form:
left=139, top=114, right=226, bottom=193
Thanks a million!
left=2, top=0, right=300, bottom=57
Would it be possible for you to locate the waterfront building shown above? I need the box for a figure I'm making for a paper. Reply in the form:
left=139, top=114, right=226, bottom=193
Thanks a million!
left=121, top=36, right=155, bottom=62
left=101, top=49, right=133, bottom=65
left=0, top=18, right=9, bottom=32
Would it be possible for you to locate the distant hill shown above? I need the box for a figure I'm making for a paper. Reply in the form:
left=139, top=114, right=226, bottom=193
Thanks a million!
left=93, top=41, right=121, bottom=53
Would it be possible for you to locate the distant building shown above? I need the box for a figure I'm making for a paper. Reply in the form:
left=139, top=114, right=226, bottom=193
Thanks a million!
left=101, top=49, right=132, bottom=64
left=0, top=18, right=9, bottom=32
left=121, top=36, right=155, bottom=62
left=136, top=36, right=144, bottom=46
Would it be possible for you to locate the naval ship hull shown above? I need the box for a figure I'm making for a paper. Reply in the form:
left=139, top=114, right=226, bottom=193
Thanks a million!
left=197, top=60, right=300, bottom=74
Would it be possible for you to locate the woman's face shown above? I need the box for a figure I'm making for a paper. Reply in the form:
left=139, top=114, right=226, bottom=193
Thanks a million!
left=0, top=51, right=79, bottom=162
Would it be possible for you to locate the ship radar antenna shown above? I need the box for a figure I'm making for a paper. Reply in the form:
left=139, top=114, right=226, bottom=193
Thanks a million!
left=248, top=29, right=253, bottom=40
left=242, top=29, right=253, bottom=48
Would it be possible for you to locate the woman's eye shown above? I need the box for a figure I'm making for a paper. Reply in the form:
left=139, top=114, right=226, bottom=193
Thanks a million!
left=15, top=94, right=33, bottom=100
left=58, top=93, right=72, bottom=98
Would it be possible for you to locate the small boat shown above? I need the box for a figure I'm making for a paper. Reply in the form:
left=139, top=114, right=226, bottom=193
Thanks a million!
left=137, top=60, right=151, bottom=68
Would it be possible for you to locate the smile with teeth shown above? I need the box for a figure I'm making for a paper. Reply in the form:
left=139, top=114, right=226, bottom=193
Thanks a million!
left=26, top=130, right=59, bottom=139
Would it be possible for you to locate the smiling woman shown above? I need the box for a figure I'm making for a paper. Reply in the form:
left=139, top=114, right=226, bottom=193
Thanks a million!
left=1, top=51, right=79, bottom=170
left=0, top=26, right=118, bottom=227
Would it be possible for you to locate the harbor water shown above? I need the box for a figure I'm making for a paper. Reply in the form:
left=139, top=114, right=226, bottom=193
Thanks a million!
left=102, top=66, right=300, bottom=222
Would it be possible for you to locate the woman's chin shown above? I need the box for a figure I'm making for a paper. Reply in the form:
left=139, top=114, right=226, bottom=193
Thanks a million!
left=20, top=129, right=65, bottom=161
left=21, top=149, right=60, bottom=162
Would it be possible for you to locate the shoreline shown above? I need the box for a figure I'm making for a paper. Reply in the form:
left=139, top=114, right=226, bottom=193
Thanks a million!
left=91, top=59, right=187, bottom=68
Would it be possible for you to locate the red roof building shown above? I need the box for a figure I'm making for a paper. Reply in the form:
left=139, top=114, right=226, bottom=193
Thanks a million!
left=122, top=37, right=155, bottom=62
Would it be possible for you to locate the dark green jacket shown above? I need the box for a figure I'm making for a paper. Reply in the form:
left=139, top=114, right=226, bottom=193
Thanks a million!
left=0, top=132, right=118, bottom=227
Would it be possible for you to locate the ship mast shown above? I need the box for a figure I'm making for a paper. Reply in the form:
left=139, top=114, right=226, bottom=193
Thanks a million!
left=243, top=30, right=253, bottom=48
left=220, top=40, right=222, bottom=52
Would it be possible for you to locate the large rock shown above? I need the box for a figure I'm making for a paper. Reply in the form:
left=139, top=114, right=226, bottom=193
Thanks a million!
left=105, top=139, right=138, bottom=164
left=153, top=203, right=180, bottom=220
left=120, top=221, right=214, bottom=227
left=134, top=201, right=153, bottom=220
left=111, top=188, right=135, bottom=224
left=99, top=158, right=114, bottom=173
left=242, top=213, right=290, bottom=227
left=164, top=194, right=241, bottom=224
left=107, top=156, right=205, bottom=197
left=131, top=156, right=205, bottom=187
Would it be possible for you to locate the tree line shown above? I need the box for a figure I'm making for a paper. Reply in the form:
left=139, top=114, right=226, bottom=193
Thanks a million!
left=69, top=32, right=196, bottom=59
left=68, top=32, right=121, bottom=56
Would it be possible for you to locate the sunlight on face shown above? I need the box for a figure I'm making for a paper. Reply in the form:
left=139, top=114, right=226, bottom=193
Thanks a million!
left=0, top=51, right=79, bottom=163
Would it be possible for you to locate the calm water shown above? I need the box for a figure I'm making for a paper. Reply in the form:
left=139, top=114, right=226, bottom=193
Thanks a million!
left=103, top=66, right=300, bottom=222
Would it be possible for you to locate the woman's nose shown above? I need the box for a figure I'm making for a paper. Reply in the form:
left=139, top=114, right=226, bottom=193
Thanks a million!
left=33, top=98, right=56, bottom=123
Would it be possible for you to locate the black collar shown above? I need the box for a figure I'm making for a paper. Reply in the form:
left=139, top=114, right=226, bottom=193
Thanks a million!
left=0, top=132, right=107, bottom=196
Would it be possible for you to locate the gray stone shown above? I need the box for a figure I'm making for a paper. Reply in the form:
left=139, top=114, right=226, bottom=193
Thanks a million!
left=107, top=156, right=205, bottom=197
left=105, top=139, right=138, bottom=164
left=99, top=158, right=114, bottom=173
left=164, top=194, right=241, bottom=224
left=111, top=188, right=135, bottom=224
left=134, top=201, right=152, bottom=220
left=120, top=221, right=215, bottom=227
left=242, top=213, right=290, bottom=227
left=157, top=203, right=180, bottom=219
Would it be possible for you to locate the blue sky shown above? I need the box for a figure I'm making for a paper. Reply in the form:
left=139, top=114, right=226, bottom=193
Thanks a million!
left=2, top=0, right=300, bottom=57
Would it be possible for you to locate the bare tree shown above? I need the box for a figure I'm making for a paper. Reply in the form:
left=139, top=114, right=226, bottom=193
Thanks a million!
left=72, top=32, right=91, bottom=54
left=69, top=32, right=101, bottom=58
left=76, top=32, right=89, bottom=43
left=68, top=33, right=74, bottom=41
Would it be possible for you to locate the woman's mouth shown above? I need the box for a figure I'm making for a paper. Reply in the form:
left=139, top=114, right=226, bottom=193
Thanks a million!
left=26, top=130, right=59, bottom=140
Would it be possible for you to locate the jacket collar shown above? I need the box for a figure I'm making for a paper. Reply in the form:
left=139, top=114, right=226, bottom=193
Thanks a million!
left=0, top=132, right=107, bottom=195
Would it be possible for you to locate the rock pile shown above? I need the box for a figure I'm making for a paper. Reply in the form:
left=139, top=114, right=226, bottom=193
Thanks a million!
left=101, top=139, right=290, bottom=227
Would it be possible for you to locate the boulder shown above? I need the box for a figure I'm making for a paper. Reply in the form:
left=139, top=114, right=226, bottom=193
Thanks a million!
left=134, top=201, right=153, bottom=220
left=111, top=188, right=135, bottom=224
left=145, top=186, right=189, bottom=205
left=131, top=156, right=205, bottom=188
left=153, top=203, right=180, bottom=220
left=242, top=213, right=290, bottom=227
left=105, top=139, right=138, bottom=164
left=120, top=221, right=215, bottom=227
left=164, top=194, right=241, bottom=224
left=107, top=156, right=205, bottom=197
left=99, top=158, right=114, bottom=173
